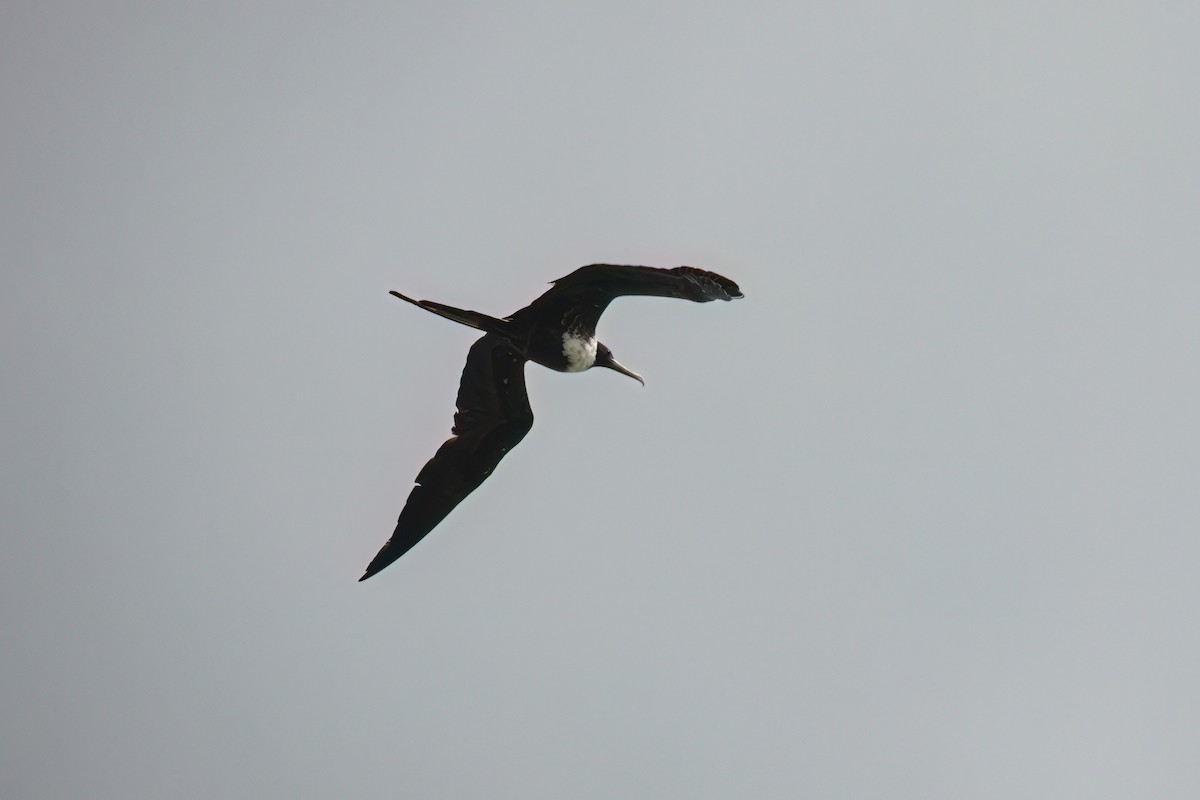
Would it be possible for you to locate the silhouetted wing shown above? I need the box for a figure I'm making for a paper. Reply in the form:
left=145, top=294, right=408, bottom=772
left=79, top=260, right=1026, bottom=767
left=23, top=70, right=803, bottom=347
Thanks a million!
left=359, top=334, right=532, bottom=580
left=510, top=264, right=743, bottom=333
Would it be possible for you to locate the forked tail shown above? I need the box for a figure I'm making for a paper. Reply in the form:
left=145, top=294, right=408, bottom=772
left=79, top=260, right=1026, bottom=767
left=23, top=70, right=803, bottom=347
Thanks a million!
left=389, top=290, right=511, bottom=336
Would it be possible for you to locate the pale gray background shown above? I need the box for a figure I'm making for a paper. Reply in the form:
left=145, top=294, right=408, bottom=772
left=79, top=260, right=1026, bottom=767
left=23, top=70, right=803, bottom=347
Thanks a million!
left=3, top=2, right=1198, bottom=798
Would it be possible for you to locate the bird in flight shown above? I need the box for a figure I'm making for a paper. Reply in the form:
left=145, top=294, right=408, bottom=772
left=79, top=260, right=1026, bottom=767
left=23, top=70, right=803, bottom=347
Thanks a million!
left=359, top=263, right=743, bottom=581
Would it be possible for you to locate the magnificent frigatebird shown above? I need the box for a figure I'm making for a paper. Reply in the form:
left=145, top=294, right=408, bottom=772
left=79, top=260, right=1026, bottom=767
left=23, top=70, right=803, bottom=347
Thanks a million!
left=359, top=263, right=742, bottom=581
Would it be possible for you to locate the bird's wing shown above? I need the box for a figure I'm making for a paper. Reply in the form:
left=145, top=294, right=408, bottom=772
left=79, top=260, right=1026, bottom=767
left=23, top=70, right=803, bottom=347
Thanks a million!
left=359, top=334, right=533, bottom=581
left=510, top=264, right=743, bottom=332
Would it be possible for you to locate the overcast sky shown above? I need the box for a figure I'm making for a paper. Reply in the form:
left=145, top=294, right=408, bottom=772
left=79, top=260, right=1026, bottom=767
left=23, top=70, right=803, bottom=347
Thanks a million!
left=3, top=2, right=1199, bottom=798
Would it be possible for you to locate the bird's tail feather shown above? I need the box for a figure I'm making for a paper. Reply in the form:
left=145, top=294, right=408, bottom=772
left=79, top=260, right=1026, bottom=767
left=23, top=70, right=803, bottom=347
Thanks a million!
left=389, top=291, right=510, bottom=335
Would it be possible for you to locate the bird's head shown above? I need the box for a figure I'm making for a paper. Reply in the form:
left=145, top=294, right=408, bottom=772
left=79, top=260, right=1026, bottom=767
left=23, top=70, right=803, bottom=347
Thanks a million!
left=595, top=343, right=644, bottom=386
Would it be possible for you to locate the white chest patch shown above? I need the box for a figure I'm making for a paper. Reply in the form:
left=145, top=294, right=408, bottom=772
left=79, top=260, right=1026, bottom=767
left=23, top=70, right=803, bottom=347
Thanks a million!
left=561, top=333, right=598, bottom=372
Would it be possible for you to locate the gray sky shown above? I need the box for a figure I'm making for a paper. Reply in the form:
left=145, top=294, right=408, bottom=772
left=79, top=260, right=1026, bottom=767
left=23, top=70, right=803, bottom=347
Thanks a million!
left=3, top=2, right=1198, bottom=797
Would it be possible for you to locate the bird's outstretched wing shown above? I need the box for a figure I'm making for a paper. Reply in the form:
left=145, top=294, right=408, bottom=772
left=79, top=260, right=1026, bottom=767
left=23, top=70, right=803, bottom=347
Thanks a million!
left=510, top=264, right=743, bottom=333
left=359, top=334, right=533, bottom=581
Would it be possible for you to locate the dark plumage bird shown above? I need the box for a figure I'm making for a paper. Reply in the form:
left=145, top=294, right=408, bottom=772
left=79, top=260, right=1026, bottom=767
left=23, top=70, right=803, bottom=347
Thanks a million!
left=359, top=264, right=743, bottom=581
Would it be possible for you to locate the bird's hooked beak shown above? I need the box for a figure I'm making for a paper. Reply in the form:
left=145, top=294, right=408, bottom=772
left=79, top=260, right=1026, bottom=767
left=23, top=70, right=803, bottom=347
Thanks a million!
left=608, top=359, right=645, bottom=386
left=596, top=346, right=645, bottom=386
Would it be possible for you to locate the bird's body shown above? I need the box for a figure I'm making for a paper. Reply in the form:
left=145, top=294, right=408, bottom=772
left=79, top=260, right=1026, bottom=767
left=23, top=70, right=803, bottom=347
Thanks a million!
left=359, top=263, right=742, bottom=581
